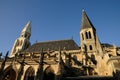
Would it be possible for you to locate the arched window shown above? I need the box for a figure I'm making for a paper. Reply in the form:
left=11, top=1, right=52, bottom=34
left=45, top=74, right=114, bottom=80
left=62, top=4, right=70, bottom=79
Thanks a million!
left=73, top=55, right=77, bottom=65
left=24, top=33, right=27, bottom=38
left=85, top=32, right=88, bottom=39
left=89, top=45, right=93, bottom=50
left=88, top=31, right=92, bottom=39
left=84, top=44, right=87, bottom=51
left=43, top=66, right=55, bottom=80
left=16, top=39, right=19, bottom=46
left=2, top=66, right=16, bottom=80
left=24, top=66, right=35, bottom=80
left=81, top=33, right=84, bottom=40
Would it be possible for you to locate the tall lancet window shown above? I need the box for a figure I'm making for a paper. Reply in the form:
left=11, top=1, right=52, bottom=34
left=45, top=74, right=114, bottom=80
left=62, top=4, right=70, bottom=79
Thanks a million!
left=88, top=31, right=92, bottom=39
left=85, top=32, right=88, bottom=39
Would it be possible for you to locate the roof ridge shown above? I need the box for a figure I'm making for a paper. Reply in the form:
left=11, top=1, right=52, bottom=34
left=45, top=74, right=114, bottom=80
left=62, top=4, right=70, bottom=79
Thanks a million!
left=24, top=38, right=79, bottom=52
left=35, top=39, right=73, bottom=44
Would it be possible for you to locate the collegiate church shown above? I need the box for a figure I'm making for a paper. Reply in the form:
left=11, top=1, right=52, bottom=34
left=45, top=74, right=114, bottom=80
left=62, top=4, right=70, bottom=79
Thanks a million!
left=0, top=10, right=120, bottom=80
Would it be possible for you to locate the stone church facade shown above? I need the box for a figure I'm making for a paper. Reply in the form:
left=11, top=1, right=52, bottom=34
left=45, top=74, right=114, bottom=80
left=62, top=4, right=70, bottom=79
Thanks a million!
left=0, top=10, right=120, bottom=80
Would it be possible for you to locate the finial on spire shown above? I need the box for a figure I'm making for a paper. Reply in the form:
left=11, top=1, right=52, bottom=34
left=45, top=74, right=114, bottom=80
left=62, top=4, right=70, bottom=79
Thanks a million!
left=82, top=9, right=85, bottom=12
left=26, top=20, right=31, bottom=27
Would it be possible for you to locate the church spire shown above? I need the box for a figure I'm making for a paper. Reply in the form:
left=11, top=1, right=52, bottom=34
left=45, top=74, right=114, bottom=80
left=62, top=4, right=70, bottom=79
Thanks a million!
left=10, top=21, right=31, bottom=57
left=22, top=21, right=31, bottom=33
left=80, top=10, right=96, bottom=31
left=21, top=21, right=31, bottom=39
left=80, top=10, right=97, bottom=53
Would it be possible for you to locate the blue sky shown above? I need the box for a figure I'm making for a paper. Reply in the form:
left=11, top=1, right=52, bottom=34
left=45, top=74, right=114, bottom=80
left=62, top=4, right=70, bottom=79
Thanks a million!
left=0, top=0, right=120, bottom=55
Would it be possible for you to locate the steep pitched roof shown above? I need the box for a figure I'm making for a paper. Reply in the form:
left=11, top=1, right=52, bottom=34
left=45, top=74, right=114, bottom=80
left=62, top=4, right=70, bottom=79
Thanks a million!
left=24, top=39, right=79, bottom=52
left=80, top=10, right=96, bottom=30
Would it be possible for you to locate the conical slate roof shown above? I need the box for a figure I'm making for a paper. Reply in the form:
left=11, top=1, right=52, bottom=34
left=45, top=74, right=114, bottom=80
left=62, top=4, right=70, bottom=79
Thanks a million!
left=80, top=10, right=96, bottom=30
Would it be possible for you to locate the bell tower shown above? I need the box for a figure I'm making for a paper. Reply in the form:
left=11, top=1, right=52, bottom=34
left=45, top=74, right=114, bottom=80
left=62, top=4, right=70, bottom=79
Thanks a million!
left=80, top=10, right=97, bottom=54
left=10, top=21, right=31, bottom=57
left=80, top=10, right=106, bottom=75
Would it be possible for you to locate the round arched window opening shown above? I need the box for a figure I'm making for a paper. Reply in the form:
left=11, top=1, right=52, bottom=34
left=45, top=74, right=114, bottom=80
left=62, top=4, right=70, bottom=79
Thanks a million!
left=89, top=45, right=93, bottom=50
left=2, top=66, right=16, bottom=80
